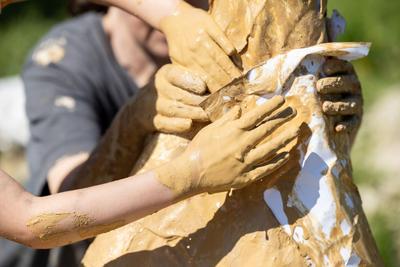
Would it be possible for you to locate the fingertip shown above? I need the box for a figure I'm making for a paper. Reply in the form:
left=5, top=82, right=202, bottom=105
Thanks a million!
left=271, top=95, right=285, bottom=104
left=155, top=115, right=193, bottom=134
left=190, top=75, right=208, bottom=95
left=207, top=22, right=236, bottom=56
left=227, top=105, right=242, bottom=121
left=167, top=66, right=208, bottom=95
left=173, top=118, right=193, bottom=133
left=196, top=110, right=210, bottom=122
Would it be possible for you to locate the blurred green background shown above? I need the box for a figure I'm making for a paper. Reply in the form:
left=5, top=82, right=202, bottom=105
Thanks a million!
left=1, top=0, right=400, bottom=266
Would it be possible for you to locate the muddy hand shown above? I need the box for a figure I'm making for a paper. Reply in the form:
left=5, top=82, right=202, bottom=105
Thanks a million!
left=160, top=0, right=241, bottom=92
left=317, top=58, right=363, bottom=142
left=156, top=96, right=300, bottom=197
left=133, top=64, right=209, bottom=134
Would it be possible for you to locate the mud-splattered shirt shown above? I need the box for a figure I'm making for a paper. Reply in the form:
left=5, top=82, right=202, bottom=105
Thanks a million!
left=0, top=12, right=139, bottom=267
left=22, top=12, right=139, bottom=196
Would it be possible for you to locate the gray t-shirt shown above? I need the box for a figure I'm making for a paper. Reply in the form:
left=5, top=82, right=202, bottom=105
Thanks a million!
left=23, top=12, right=139, bottom=196
left=0, top=12, right=139, bottom=267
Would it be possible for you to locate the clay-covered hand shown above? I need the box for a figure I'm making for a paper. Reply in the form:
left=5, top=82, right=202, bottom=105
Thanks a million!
left=156, top=96, right=300, bottom=197
left=317, top=58, right=363, bottom=143
left=132, top=64, right=209, bottom=134
left=159, top=1, right=241, bottom=92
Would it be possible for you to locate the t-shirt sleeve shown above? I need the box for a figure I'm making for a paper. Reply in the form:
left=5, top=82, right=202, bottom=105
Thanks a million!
left=23, top=32, right=103, bottom=195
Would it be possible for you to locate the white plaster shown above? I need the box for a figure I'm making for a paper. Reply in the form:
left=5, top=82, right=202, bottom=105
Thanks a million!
left=293, top=226, right=306, bottom=244
left=222, top=96, right=231, bottom=102
left=245, top=43, right=369, bottom=98
left=340, top=247, right=361, bottom=267
left=256, top=96, right=268, bottom=106
left=264, top=188, right=291, bottom=234
left=340, top=247, right=351, bottom=264
left=289, top=114, right=338, bottom=238
left=347, top=253, right=361, bottom=267
left=285, top=75, right=315, bottom=97
left=302, top=55, right=324, bottom=74
left=247, top=68, right=258, bottom=83
left=340, top=219, right=352, bottom=235
left=323, top=255, right=331, bottom=267
left=254, top=43, right=370, bottom=253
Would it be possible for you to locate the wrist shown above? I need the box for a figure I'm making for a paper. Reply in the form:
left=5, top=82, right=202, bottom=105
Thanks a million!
left=158, top=0, right=191, bottom=31
left=154, top=155, right=200, bottom=198
left=153, top=0, right=182, bottom=30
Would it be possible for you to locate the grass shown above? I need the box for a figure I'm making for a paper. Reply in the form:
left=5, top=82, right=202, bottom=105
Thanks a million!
left=370, top=213, right=398, bottom=267
left=0, top=0, right=67, bottom=76
left=328, top=0, right=400, bottom=106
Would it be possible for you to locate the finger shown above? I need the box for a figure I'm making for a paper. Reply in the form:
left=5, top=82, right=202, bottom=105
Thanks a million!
left=245, top=127, right=299, bottom=165
left=322, top=96, right=362, bottom=116
left=335, top=116, right=361, bottom=133
left=243, top=110, right=297, bottom=150
left=206, top=38, right=242, bottom=80
left=317, top=75, right=361, bottom=95
left=194, top=52, right=231, bottom=92
left=216, top=105, right=241, bottom=125
left=206, top=20, right=236, bottom=56
left=166, top=65, right=208, bottom=95
left=153, top=115, right=192, bottom=134
left=236, top=95, right=285, bottom=130
left=157, top=98, right=209, bottom=121
left=245, top=153, right=290, bottom=182
left=157, top=78, right=207, bottom=106
left=323, top=58, right=354, bottom=76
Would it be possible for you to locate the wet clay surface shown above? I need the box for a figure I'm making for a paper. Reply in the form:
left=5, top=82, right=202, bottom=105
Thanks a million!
left=83, top=1, right=382, bottom=266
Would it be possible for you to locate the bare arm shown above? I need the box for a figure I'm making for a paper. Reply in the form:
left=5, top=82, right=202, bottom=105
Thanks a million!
left=95, top=0, right=180, bottom=29
left=94, top=0, right=240, bottom=91
left=1, top=95, right=300, bottom=249
left=0, top=168, right=175, bottom=249
left=50, top=65, right=209, bottom=193
left=55, top=100, right=149, bottom=192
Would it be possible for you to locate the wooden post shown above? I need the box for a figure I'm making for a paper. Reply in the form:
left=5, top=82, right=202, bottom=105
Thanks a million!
left=83, top=1, right=383, bottom=266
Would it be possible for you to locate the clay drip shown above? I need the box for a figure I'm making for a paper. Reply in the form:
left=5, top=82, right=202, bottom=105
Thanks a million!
left=83, top=1, right=382, bottom=266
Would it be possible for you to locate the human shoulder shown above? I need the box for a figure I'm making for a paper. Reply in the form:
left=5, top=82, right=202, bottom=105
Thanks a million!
left=25, top=12, right=106, bottom=71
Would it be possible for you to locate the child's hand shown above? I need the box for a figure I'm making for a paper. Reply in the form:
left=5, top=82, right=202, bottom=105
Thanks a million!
left=156, top=96, right=300, bottom=197
left=316, top=58, right=363, bottom=145
left=160, top=1, right=241, bottom=92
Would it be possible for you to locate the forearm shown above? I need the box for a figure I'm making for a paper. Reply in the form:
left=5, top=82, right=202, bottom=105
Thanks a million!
left=11, top=171, right=177, bottom=249
left=0, top=170, right=36, bottom=246
left=95, top=0, right=180, bottom=29
left=59, top=102, right=148, bottom=192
